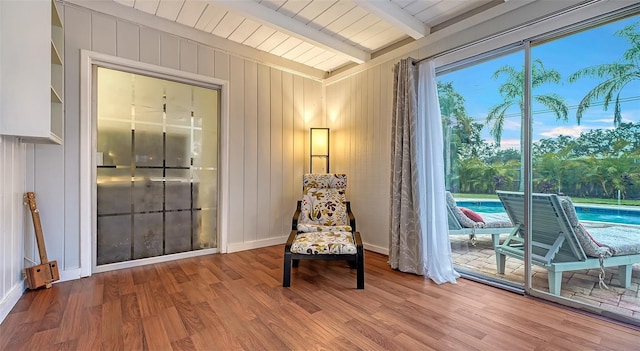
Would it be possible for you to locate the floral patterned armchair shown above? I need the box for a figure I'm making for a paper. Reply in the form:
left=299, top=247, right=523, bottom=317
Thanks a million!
left=283, top=174, right=364, bottom=289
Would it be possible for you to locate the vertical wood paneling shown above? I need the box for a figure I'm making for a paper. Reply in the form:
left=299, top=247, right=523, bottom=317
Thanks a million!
left=1, top=2, right=326, bottom=322
left=367, top=69, right=374, bottom=191
left=372, top=65, right=385, bottom=239
left=116, top=20, right=140, bottom=60
left=34, top=145, right=65, bottom=267
left=243, top=62, right=258, bottom=243
left=64, top=5, right=91, bottom=270
left=1, top=136, right=9, bottom=312
left=9, top=4, right=325, bottom=297
left=140, top=27, right=160, bottom=65
left=348, top=77, right=356, bottom=198
left=328, top=80, right=346, bottom=175
left=12, top=141, right=23, bottom=296
left=292, top=75, right=304, bottom=193
left=380, top=61, right=393, bottom=248
left=256, top=65, right=271, bottom=240
left=160, top=33, right=180, bottom=69
left=228, top=56, right=245, bottom=244
left=179, top=40, right=197, bottom=73
left=0, top=136, right=26, bottom=323
left=303, top=79, right=321, bottom=173
left=281, top=71, right=295, bottom=225
left=325, top=62, right=395, bottom=251
left=25, top=146, right=35, bottom=266
left=213, top=51, right=229, bottom=80
left=269, top=68, right=283, bottom=237
left=196, top=46, right=214, bottom=77
left=91, top=14, right=116, bottom=55
left=355, top=72, right=365, bottom=210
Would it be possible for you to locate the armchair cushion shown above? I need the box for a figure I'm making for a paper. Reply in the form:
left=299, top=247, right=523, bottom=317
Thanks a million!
left=303, top=173, right=347, bottom=190
left=299, top=187, right=348, bottom=226
left=290, top=232, right=357, bottom=255
left=297, top=223, right=352, bottom=233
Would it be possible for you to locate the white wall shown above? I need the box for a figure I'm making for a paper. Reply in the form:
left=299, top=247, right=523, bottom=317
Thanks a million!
left=32, top=3, right=324, bottom=281
left=0, top=136, right=27, bottom=322
left=326, top=62, right=399, bottom=254
left=0, top=1, right=325, bottom=324
left=0, top=0, right=28, bottom=323
left=324, top=0, right=633, bottom=254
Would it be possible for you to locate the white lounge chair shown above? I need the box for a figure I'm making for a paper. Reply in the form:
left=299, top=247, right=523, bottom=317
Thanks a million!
left=496, top=190, right=640, bottom=295
left=446, top=191, right=513, bottom=248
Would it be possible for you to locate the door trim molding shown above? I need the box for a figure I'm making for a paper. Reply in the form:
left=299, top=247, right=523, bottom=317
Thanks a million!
left=79, top=50, right=229, bottom=276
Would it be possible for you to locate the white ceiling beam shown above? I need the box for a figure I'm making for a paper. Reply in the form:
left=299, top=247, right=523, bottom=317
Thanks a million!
left=353, top=0, right=429, bottom=39
left=209, top=1, right=370, bottom=64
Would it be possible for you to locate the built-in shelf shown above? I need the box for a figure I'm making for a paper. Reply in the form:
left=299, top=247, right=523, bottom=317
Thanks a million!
left=0, top=0, right=64, bottom=144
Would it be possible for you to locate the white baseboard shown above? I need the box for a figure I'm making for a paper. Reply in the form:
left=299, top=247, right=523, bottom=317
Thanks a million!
left=364, top=243, right=388, bottom=256
left=227, top=236, right=288, bottom=253
left=94, top=248, right=219, bottom=274
left=0, top=281, right=26, bottom=325
left=58, top=268, right=83, bottom=283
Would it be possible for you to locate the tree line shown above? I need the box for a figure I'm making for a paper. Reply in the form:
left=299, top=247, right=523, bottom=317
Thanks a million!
left=440, top=21, right=640, bottom=200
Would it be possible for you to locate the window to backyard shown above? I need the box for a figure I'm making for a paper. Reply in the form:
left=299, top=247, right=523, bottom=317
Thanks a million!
left=437, top=12, right=640, bottom=322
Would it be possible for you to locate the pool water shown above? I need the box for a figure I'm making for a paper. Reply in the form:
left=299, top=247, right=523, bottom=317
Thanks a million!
left=457, top=201, right=640, bottom=226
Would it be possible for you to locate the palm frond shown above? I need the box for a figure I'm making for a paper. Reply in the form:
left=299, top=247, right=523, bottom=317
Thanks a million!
left=531, top=59, right=562, bottom=87
left=614, top=93, right=622, bottom=128
left=492, top=65, right=518, bottom=79
left=486, top=101, right=514, bottom=145
left=534, top=94, right=568, bottom=122
left=499, top=82, right=522, bottom=100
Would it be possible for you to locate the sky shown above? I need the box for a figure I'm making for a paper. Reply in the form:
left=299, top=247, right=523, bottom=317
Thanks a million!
left=437, top=15, right=640, bottom=150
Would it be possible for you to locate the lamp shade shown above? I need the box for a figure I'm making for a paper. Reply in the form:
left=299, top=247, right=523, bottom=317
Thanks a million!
left=310, top=128, right=329, bottom=173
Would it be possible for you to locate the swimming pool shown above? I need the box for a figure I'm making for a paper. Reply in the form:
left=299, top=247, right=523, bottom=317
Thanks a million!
left=457, top=200, right=640, bottom=226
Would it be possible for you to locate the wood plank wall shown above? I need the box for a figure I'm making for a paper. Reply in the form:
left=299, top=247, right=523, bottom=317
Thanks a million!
left=27, top=4, right=323, bottom=282
left=0, top=135, right=27, bottom=322
left=326, top=60, right=400, bottom=253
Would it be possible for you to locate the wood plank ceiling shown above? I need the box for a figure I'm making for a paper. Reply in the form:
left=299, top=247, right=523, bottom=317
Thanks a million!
left=112, top=0, right=497, bottom=73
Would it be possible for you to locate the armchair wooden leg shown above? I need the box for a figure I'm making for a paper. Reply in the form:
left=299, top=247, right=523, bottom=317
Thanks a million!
left=283, top=251, right=292, bottom=287
left=356, top=253, right=364, bottom=289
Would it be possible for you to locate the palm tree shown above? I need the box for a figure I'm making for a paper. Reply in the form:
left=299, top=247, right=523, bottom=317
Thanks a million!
left=438, top=81, right=472, bottom=188
left=486, top=59, right=568, bottom=191
left=568, top=22, right=640, bottom=127
left=533, top=147, right=572, bottom=194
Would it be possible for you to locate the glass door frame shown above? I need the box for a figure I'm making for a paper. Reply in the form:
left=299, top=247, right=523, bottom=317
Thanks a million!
left=432, top=2, right=640, bottom=326
left=79, top=50, right=230, bottom=276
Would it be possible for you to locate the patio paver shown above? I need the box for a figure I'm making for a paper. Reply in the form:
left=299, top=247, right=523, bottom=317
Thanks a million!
left=450, top=234, right=640, bottom=320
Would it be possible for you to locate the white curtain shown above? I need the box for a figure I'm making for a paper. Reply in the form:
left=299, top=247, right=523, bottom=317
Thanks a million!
left=416, top=60, right=460, bottom=284
left=389, top=59, right=459, bottom=284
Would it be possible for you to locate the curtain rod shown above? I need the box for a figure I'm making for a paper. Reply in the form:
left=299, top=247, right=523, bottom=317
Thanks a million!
left=410, top=0, right=608, bottom=67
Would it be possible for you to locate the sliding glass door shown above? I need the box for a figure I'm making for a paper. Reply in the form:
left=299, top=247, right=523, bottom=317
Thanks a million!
left=437, top=49, right=525, bottom=290
left=529, top=15, right=640, bottom=319
left=438, top=11, right=640, bottom=323
left=95, top=67, right=220, bottom=267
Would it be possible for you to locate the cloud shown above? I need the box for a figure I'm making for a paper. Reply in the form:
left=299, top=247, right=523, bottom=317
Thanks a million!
left=540, top=126, right=588, bottom=138
left=502, top=119, right=520, bottom=131
left=593, top=118, right=616, bottom=123
left=578, top=109, right=639, bottom=125
left=491, top=138, right=521, bottom=150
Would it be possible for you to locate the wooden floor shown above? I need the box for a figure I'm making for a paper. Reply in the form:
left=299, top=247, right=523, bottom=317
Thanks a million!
left=2, top=246, right=639, bottom=351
